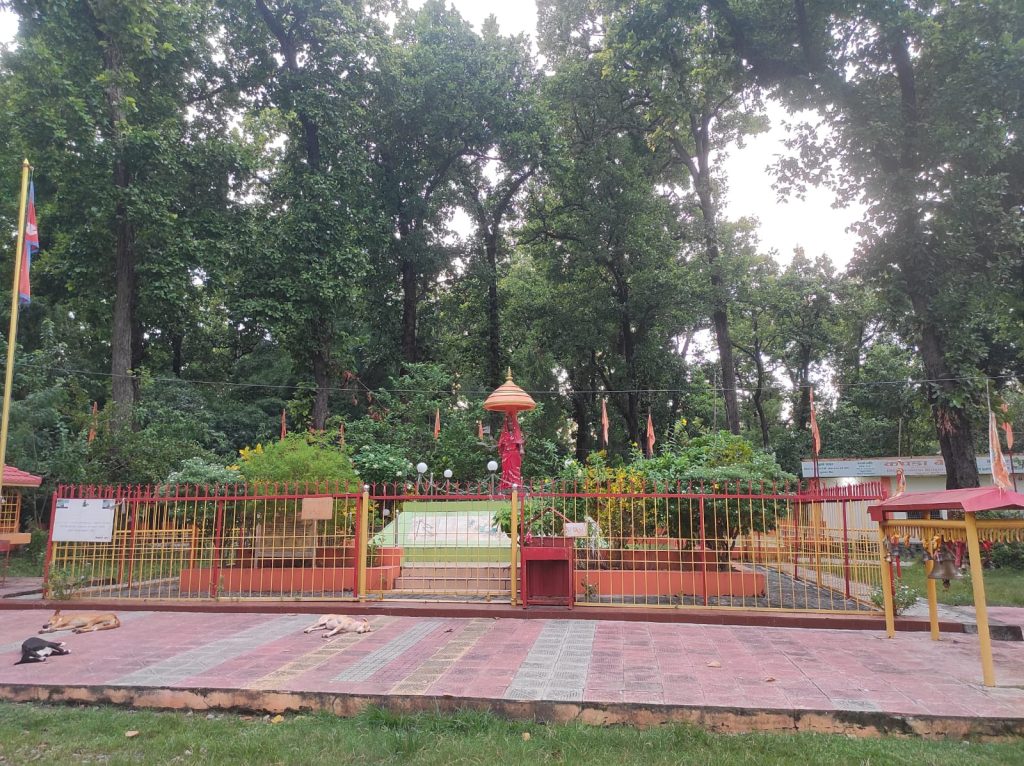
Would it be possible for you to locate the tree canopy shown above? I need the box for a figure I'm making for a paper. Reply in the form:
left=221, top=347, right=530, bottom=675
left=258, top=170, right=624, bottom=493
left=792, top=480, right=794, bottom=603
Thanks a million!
left=0, top=0, right=1020, bottom=514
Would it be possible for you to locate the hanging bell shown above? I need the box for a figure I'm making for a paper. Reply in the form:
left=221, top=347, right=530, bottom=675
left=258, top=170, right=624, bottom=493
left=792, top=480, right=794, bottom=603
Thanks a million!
left=927, top=558, right=963, bottom=589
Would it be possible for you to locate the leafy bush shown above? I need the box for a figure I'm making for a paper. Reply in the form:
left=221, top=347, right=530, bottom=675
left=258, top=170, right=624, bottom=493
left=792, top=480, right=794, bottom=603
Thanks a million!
left=352, top=443, right=413, bottom=487
left=871, top=578, right=920, bottom=615
left=237, top=433, right=358, bottom=488
left=991, top=542, right=1024, bottom=571
left=164, top=457, right=242, bottom=489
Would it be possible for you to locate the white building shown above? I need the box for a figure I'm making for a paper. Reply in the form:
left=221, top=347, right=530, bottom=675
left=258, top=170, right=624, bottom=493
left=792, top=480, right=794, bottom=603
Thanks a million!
left=800, top=455, right=1024, bottom=495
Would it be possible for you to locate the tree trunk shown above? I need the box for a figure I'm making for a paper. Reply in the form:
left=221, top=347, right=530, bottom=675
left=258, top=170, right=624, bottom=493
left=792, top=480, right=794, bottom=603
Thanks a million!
left=400, top=251, right=418, bottom=364
left=99, top=26, right=137, bottom=431
left=484, top=233, right=501, bottom=389
left=311, top=326, right=331, bottom=431
left=170, top=332, right=184, bottom=378
left=686, top=131, right=740, bottom=435
left=751, top=346, right=771, bottom=450
left=913, top=301, right=980, bottom=488
left=710, top=301, right=740, bottom=434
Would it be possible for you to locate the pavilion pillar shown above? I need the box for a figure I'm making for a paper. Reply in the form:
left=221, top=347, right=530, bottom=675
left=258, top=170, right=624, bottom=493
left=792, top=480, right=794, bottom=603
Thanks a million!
left=964, top=513, right=995, bottom=687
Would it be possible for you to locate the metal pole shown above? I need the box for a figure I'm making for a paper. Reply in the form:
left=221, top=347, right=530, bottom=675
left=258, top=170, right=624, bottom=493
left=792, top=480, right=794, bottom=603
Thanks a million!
left=0, top=159, right=32, bottom=506
left=356, top=486, right=369, bottom=601
left=510, top=488, right=519, bottom=606
left=876, top=521, right=896, bottom=638
left=841, top=500, right=851, bottom=599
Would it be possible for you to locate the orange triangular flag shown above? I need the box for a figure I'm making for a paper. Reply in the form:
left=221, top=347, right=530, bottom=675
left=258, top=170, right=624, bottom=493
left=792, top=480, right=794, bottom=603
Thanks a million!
left=646, top=412, right=656, bottom=457
left=433, top=408, right=441, bottom=440
left=601, top=398, right=609, bottom=447
left=809, top=388, right=821, bottom=457
left=990, top=410, right=1012, bottom=490
left=88, top=401, right=98, bottom=443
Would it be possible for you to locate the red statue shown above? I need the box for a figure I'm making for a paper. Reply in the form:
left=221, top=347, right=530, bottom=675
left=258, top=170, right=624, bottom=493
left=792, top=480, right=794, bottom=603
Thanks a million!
left=497, top=412, right=525, bottom=488
left=484, top=369, right=536, bottom=491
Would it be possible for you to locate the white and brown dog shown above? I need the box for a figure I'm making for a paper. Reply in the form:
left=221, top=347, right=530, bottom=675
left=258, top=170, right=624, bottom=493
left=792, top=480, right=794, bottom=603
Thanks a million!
left=303, top=614, right=372, bottom=638
left=39, top=610, right=121, bottom=635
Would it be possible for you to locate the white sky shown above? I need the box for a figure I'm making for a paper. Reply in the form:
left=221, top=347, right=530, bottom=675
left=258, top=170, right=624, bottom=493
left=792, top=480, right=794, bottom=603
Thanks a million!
left=1, top=2, right=864, bottom=267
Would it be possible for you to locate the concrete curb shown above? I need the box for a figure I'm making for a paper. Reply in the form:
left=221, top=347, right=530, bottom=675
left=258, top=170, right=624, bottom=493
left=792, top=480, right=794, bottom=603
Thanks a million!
left=0, top=598, right=967, bottom=634
left=0, top=683, right=1021, bottom=740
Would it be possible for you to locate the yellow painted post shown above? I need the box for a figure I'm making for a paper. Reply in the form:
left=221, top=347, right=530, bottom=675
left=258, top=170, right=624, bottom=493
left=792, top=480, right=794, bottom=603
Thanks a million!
left=876, top=524, right=896, bottom=638
left=925, top=534, right=940, bottom=641
left=812, top=499, right=823, bottom=588
left=0, top=159, right=32, bottom=508
left=964, top=514, right=995, bottom=687
left=357, top=486, right=369, bottom=601
left=510, top=488, right=519, bottom=606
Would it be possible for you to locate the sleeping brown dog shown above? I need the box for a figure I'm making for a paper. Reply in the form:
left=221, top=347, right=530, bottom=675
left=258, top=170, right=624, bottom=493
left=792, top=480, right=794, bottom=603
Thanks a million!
left=302, top=614, right=371, bottom=638
left=39, top=609, right=121, bottom=634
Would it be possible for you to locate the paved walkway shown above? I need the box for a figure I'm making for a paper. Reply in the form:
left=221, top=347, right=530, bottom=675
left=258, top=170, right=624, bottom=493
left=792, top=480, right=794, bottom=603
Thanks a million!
left=1, top=607, right=1023, bottom=729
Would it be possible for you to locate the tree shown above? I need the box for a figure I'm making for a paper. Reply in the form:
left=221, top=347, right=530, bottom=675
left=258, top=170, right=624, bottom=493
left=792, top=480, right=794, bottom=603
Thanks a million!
left=3, top=0, right=238, bottom=429
left=369, top=1, right=520, bottom=366
left=220, top=0, right=387, bottom=429
left=545, top=0, right=770, bottom=435
left=704, top=0, right=1024, bottom=487
left=521, top=45, right=697, bottom=453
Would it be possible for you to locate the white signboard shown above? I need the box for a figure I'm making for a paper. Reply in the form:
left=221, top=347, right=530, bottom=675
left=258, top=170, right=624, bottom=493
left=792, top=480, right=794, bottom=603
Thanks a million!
left=563, top=522, right=588, bottom=538
left=52, top=499, right=116, bottom=542
left=801, top=455, right=1023, bottom=478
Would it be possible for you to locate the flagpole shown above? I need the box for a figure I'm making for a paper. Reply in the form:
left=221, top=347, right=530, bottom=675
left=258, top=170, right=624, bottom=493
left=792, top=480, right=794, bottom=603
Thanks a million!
left=0, top=159, right=32, bottom=504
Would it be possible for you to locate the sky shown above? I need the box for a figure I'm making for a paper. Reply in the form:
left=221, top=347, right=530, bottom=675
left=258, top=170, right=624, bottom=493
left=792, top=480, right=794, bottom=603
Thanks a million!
left=0, top=2, right=864, bottom=267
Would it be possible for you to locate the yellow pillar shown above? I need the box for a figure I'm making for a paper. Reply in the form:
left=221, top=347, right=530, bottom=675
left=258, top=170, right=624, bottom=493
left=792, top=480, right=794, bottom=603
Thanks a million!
left=964, top=514, right=995, bottom=687
left=876, top=524, right=895, bottom=638
left=357, top=486, right=369, bottom=601
left=510, top=489, right=519, bottom=606
left=925, top=555, right=940, bottom=641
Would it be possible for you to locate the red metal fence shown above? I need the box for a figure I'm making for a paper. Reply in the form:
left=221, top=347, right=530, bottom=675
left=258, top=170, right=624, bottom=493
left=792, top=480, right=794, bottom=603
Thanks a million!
left=44, top=480, right=886, bottom=613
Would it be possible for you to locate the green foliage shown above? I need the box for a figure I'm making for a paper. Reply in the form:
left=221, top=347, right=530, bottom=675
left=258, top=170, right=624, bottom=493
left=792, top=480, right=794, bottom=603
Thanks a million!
left=991, top=543, right=1024, bottom=571
left=637, top=431, right=795, bottom=487
left=164, top=457, right=242, bottom=489
left=351, top=444, right=412, bottom=488
left=237, top=434, right=358, bottom=487
left=46, top=564, right=93, bottom=601
left=871, top=579, right=921, bottom=616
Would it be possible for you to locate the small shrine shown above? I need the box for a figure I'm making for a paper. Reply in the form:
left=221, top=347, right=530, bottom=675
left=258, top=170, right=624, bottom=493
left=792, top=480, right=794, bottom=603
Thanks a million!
left=483, top=369, right=535, bottom=489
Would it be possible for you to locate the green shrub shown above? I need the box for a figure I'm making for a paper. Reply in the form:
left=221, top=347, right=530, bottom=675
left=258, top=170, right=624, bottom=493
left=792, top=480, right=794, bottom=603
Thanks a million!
left=351, top=443, right=412, bottom=487
left=871, top=578, right=920, bottom=615
left=237, top=433, right=358, bottom=488
left=164, top=457, right=242, bottom=489
left=991, top=542, right=1024, bottom=571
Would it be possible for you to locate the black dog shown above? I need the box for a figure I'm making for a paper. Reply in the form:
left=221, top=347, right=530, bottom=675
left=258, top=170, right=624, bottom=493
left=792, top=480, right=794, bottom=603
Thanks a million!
left=15, top=636, right=71, bottom=664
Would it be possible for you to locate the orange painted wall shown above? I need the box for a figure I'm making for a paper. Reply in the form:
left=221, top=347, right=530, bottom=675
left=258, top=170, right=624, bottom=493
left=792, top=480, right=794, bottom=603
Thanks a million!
left=574, top=569, right=765, bottom=597
left=178, top=566, right=400, bottom=595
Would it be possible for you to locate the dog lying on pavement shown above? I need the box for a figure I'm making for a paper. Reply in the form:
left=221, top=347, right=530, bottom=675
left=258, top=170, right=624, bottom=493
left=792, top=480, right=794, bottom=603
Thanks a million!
left=303, top=614, right=372, bottom=637
left=39, top=609, right=121, bottom=634
left=16, top=636, right=71, bottom=664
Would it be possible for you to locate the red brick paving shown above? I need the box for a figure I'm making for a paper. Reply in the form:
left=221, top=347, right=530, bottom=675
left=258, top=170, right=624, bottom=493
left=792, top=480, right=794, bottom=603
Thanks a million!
left=0, top=607, right=1022, bottom=720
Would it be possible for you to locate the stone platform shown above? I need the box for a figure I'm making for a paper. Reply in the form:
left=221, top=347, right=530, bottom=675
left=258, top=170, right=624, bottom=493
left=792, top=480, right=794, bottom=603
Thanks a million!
left=1, top=606, right=1023, bottom=738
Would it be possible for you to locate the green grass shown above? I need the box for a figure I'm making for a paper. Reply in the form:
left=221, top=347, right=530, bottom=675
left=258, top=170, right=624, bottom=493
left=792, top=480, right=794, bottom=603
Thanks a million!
left=898, top=560, right=1024, bottom=607
left=5, top=548, right=44, bottom=578
left=0, top=703, right=1022, bottom=765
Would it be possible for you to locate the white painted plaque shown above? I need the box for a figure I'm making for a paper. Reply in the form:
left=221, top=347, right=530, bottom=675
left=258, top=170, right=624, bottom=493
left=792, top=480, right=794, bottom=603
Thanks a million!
left=563, top=522, right=588, bottom=538
left=52, top=499, right=116, bottom=542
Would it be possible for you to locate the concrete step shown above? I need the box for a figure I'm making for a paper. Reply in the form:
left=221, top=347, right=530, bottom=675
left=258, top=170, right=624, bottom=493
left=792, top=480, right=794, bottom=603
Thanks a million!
left=394, top=576, right=511, bottom=591
left=387, top=588, right=511, bottom=597
left=398, top=564, right=510, bottom=578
